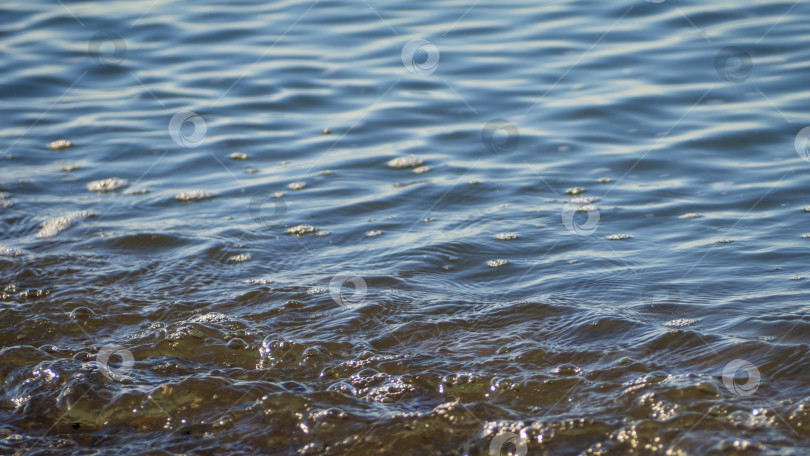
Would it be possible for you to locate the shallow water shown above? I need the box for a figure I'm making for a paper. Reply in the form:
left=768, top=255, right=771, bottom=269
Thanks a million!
left=2, top=0, right=810, bottom=454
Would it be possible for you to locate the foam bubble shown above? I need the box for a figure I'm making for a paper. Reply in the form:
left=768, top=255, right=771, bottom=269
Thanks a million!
left=175, top=190, right=213, bottom=201
left=48, top=139, right=71, bottom=150
left=36, top=211, right=92, bottom=238
left=387, top=156, right=424, bottom=169
left=285, top=224, right=317, bottom=236
left=87, top=177, right=127, bottom=192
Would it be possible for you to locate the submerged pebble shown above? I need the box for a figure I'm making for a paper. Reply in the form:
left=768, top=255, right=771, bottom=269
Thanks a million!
left=175, top=190, right=213, bottom=201
left=36, top=210, right=92, bottom=238
left=387, top=156, right=424, bottom=169
left=285, top=224, right=317, bottom=236
left=48, top=139, right=71, bottom=150
left=87, top=177, right=127, bottom=192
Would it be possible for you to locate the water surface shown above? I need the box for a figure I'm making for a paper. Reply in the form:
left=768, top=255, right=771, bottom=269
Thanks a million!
left=2, top=0, right=810, bottom=454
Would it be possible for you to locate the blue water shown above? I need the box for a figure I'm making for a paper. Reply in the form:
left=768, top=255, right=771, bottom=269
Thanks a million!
left=2, top=0, right=810, bottom=454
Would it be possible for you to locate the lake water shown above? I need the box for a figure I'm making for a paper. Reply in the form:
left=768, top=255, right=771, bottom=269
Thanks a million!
left=2, top=0, right=810, bottom=454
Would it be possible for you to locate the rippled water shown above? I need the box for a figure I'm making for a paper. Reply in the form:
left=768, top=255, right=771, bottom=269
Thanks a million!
left=3, top=0, right=810, bottom=454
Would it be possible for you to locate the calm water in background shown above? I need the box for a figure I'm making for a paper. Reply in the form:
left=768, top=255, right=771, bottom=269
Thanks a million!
left=2, top=0, right=810, bottom=454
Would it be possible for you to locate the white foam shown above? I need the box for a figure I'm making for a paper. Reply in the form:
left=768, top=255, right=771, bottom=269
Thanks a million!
left=36, top=211, right=92, bottom=238
left=87, top=177, right=127, bottom=192
left=387, top=156, right=424, bottom=169
left=175, top=190, right=213, bottom=201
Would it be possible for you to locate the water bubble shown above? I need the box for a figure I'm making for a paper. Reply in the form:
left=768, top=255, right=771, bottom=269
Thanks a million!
left=47, top=139, right=72, bottom=151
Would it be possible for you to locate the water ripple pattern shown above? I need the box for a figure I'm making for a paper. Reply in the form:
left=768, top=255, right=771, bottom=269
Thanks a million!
left=2, top=0, right=810, bottom=454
